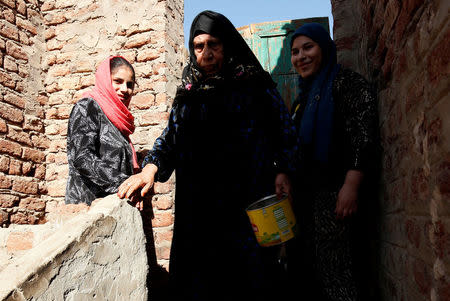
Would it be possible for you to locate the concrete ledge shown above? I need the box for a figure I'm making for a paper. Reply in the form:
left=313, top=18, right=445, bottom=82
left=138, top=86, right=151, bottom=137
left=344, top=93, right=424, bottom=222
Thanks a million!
left=0, top=195, right=148, bottom=300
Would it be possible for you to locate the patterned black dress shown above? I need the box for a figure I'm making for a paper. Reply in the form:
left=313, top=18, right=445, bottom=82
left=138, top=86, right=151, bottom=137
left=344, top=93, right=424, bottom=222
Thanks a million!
left=142, top=62, right=299, bottom=300
left=290, top=68, right=378, bottom=300
left=65, top=97, right=134, bottom=205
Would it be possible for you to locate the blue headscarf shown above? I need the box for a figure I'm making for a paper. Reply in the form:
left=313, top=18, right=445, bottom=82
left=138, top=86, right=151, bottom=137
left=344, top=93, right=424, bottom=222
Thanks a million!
left=291, top=23, right=340, bottom=164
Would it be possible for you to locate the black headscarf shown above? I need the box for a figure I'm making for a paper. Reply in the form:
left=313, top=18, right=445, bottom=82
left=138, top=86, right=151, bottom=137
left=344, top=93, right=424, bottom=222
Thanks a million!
left=181, top=10, right=275, bottom=91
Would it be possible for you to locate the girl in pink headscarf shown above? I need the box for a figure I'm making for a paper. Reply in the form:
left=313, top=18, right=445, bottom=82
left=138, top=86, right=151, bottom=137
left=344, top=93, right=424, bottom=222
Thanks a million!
left=65, top=56, right=141, bottom=206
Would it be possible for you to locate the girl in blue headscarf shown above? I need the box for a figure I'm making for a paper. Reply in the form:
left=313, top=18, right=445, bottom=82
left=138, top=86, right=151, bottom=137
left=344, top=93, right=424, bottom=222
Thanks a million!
left=288, top=23, right=378, bottom=300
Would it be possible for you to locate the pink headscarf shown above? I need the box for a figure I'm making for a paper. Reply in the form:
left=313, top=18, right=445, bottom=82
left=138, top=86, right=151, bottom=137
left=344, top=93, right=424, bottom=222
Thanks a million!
left=83, top=56, right=139, bottom=172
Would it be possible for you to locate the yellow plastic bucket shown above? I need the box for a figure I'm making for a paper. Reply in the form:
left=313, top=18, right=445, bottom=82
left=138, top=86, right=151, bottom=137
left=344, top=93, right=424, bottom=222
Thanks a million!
left=246, top=194, right=297, bottom=247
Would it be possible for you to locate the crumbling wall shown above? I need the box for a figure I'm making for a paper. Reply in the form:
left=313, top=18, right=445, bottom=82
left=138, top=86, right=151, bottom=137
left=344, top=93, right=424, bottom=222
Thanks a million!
left=332, top=0, right=449, bottom=299
left=0, top=0, right=47, bottom=226
left=0, top=195, right=148, bottom=300
left=0, top=0, right=182, bottom=269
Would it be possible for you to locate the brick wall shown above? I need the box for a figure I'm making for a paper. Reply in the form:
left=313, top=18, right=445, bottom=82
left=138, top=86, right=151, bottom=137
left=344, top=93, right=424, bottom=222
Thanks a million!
left=0, top=0, right=47, bottom=226
left=0, top=0, right=183, bottom=268
left=332, top=0, right=449, bottom=299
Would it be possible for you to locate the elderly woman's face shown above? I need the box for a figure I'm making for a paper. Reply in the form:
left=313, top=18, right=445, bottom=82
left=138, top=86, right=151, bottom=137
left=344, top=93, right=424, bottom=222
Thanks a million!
left=291, top=35, right=323, bottom=79
left=193, top=33, right=224, bottom=76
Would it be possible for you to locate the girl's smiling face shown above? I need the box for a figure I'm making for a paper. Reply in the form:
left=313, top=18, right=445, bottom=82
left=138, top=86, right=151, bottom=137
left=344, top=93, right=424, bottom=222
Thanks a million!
left=111, top=65, right=135, bottom=107
left=291, top=35, right=323, bottom=79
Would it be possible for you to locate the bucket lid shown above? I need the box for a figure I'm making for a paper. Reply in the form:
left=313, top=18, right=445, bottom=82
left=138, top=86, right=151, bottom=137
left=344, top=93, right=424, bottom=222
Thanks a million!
left=246, top=194, right=287, bottom=212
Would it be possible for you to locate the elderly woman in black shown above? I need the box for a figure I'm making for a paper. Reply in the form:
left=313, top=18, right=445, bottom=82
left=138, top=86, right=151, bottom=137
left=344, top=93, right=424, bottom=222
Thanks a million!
left=118, top=10, right=298, bottom=301
left=288, top=23, right=378, bottom=300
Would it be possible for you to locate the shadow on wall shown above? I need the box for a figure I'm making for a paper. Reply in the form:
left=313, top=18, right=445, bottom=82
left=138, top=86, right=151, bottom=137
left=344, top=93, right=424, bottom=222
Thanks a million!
left=136, top=149, right=170, bottom=300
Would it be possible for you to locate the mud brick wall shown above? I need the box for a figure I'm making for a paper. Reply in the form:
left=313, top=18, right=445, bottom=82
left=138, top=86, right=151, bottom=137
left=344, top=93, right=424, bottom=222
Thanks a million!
left=0, top=0, right=183, bottom=269
left=333, top=0, right=449, bottom=300
left=0, top=0, right=47, bottom=226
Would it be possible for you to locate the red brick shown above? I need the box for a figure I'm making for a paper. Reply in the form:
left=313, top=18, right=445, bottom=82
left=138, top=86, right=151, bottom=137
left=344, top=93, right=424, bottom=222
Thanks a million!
left=156, top=245, right=171, bottom=260
left=19, top=31, right=30, bottom=45
left=12, top=178, right=38, bottom=194
left=48, top=65, right=70, bottom=77
left=8, top=158, right=22, bottom=175
left=0, top=102, right=23, bottom=123
left=34, top=164, right=45, bottom=179
left=382, top=47, right=395, bottom=79
left=31, top=134, right=50, bottom=149
left=137, top=49, right=159, bottom=62
left=19, top=197, right=45, bottom=211
left=4, top=93, right=25, bottom=109
left=7, top=231, right=35, bottom=252
left=14, top=80, right=24, bottom=92
left=0, top=210, right=8, bottom=224
left=46, top=180, right=65, bottom=197
left=152, top=211, right=174, bottom=227
left=412, top=258, right=432, bottom=296
left=0, top=156, right=9, bottom=172
left=0, top=173, right=12, bottom=188
left=46, top=38, right=66, bottom=51
left=427, top=28, right=450, bottom=87
left=383, top=0, right=400, bottom=33
left=44, top=28, right=56, bottom=41
left=37, top=95, right=48, bottom=105
left=405, top=72, right=425, bottom=113
left=43, top=13, right=66, bottom=25
left=46, top=153, right=67, bottom=164
left=155, top=230, right=173, bottom=244
left=437, top=159, right=450, bottom=197
left=2, top=8, right=15, bottom=25
left=411, top=167, right=430, bottom=202
left=46, top=106, right=71, bottom=120
left=130, top=93, right=154, bottom=109
left=0, top=0, right=15, bottom=9
left=18, top=63, right=30, bottom=78
left=0, top=19, right=19, bottom=41
left=124, top=33, right=151, bottom=49
left=23, top=116, right=44, bottom=132
left=41, top=1, right=55, bottom=11
left=437, top=277, right=450, bottom=301
left=0, top=194, right=19, bottom=207
left=431, top=220, right=449, bottom=259
left=6, top=40, right=28, bottom=61
left=0, top=118, right=6, bottom=133
left=7, top=128, right=32, bottom=146
left=152, top=63, right=167, bottom=75
left=153, top=195, right=173, bottom=210
left=140, top=111, right=169, bottom=126
left=16, top=17, right=37, bottom=35
left=16, top=0, right=26, bottom=15
left=3, top=56, right=18, bottom=72
left=22, top=147, right=45, bottom=163
left=155, top=93, right=167, bottom=105
left=22, top=161, right=32, bottom=175
left=0, top=70, right=16, bottom=89
left=0, top=139, right=22, bottom=157
left=335, top=35, right=358, bottom=51
left=48, top=139, right=66, bottom=152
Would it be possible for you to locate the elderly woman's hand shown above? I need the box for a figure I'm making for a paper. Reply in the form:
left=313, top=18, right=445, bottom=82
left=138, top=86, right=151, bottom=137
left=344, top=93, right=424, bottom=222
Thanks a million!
left=335, top=170, right=363, bottom=219
left=117, top=163, right=158, bottom=204
left=275, top=173, right=292, bottom=201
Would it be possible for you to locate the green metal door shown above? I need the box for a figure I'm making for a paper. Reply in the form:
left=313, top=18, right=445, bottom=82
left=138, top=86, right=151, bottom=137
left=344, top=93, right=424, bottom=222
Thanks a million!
left=238, top=17, right=329, bottom=113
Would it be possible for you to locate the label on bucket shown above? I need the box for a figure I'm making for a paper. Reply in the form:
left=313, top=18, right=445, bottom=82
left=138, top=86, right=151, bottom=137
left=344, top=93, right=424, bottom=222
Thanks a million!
left=246, top=195, right=297, bottom=247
